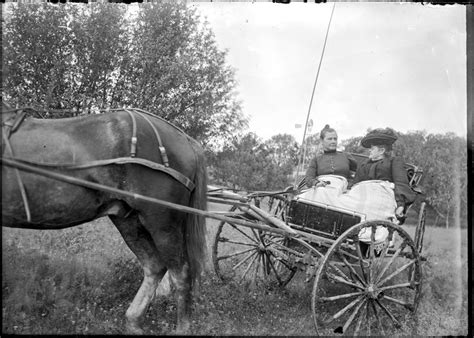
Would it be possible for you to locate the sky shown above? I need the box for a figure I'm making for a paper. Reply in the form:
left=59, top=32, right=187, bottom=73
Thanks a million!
left=191, top=2, right=467, bottom=143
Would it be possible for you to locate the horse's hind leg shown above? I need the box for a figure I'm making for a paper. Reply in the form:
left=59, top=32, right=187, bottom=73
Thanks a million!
left=109, top=213, right=166, bottom=334
left=168, top=262, right=193, bottom=334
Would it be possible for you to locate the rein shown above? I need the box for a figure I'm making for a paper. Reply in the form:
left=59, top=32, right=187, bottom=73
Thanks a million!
left=1, top=107, right=197, bottom=223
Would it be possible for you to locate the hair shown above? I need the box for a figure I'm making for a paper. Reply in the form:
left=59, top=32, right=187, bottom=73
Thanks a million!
left=320, top=124, right=337, bottom=140
left=372, top=143, right=393, bottom=156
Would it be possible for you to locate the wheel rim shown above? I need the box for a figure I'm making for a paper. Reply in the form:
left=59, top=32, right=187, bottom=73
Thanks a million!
left=414, top=202, right=426, bottom=254
left=212, top=219, right=297, bottom=287
left=312, top=221, right=422, bottom=336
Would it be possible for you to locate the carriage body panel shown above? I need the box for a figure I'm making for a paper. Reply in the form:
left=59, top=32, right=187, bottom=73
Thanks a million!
left=287, top=199, right=364, bottom=240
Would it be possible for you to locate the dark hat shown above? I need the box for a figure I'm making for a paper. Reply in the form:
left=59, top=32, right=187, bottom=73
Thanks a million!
left=360, top=128, right=398, bottom=148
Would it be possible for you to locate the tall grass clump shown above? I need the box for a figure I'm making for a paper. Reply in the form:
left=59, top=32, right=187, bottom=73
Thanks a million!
left=2, top=218, right=141, bottom=334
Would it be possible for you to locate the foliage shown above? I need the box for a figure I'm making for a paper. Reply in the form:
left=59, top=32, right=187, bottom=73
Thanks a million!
left=264, top=133, right=300, bottom=167
left=2, top=2, right=247, bottom=146
left=341, top=136, right=366, bottom=155
left=209, top=133, right=295, bottom=191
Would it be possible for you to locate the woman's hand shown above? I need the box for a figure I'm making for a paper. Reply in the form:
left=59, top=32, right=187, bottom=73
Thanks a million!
left=395, top=206, right=404, bottom=218
left=315, top=180, right=328, bottom=188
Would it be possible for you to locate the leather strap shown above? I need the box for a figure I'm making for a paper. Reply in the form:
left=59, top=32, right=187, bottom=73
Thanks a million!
left=2, top=131, right=32, bottom=222
left=3, top=155, right=195, bottom=191
left=123, top=109, right=138, bottom=157
left=133, top=109, right=170, bottom=167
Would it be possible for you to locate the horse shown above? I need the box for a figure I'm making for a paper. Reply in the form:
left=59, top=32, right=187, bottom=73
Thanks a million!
left=1, top=103, right=208, bottom=334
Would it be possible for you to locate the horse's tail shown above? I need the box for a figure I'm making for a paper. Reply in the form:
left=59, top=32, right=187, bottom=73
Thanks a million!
left=185, top=138, right=208, bottom=285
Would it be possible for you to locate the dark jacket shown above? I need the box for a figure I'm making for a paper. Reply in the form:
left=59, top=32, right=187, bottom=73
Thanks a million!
left=353, top=156, right=416, bottom=208
left=305, top=151, right=358, bottom=186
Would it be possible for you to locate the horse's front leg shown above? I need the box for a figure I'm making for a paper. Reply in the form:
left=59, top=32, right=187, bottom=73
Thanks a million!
left=110, top=214, right=166, bottom=334
left=125, top=266, right=166, bottom=334
left=169, top=262, right=193, bottom=334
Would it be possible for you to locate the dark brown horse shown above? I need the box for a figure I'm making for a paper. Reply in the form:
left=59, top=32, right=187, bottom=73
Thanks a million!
left=1, top=103, right=208, bottom=334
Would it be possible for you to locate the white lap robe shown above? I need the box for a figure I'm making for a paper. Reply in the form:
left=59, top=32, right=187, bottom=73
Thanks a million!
left=298, top=175, right=396, bottom=244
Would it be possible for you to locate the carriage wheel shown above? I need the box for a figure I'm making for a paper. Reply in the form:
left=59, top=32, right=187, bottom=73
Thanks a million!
left=212, top=206, right=297, bottom=287
left=312, top=220, right=422, bottom=336
left=414, top=202, right=426, bottom=254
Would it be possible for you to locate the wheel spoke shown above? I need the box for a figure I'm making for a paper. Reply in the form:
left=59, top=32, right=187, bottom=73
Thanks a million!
left=328, top=262, right=358, bottom=286
left=342, top=298, right=366, bottom=333
left=378, top=281, right=419, bottom=292
left=338, top=247, right=361, bottom=262
left=265, top=252, right=283, bottom=284
left=366, top=301, right=371, bottom=336
left=267, top=251, right=294, bottom=285
left=372, top=234, right=391, bottom=281
left=265, top=238, right=306, bottom=258
left=370, top=300, right=385, bottom=335
left=383, top=295, right=416, bottom=310
left=377, top=259, right=416, bottom=287
left=338, top=252, right=367, bottom=287
left=354, top=299, right=366, bottom=336
left=354, top=238, right=368, bottom=282
left=374, top=241, right=406, bottom=284
left=228, top=222, right=259, bottom=243
left=239, top=252, right=259, bottom=282
left=369, top=225, right=376, bottom=259
left=251, top=228, right=260, bottom=242
left=320, top=290, right=365, bottom=302
left=217, top=247, right=257, bottom=261
left=268, top=251, right=294, bottom=271
left=232, top=250, right=257, bottom=272
left=332, top=295, right=365, bottom=321
left=375, top=299, right=402, bottom=328
left=367, top=224, right=378, bottom=285
left=218, top=239, right=257, bottom=247
left=260, top=252, right=267, bottom=279
left=326, top=272, right=366, bottom=290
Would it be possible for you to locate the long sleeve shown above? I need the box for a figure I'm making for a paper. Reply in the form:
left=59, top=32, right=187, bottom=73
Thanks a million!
left=347, top=153, right=358, bottom=172
left=391, top=156, right=416, bottom=207
left=352, top=160, right=369, bottom=184
left=304, top=157, right=318, bottom=187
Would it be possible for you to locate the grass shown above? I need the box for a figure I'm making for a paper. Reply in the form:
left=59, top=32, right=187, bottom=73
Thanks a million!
left=2, top=203, right=468, bottom=335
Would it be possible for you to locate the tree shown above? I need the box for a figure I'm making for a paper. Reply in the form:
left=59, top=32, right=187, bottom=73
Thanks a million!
left=115, top=2, right=246, bottom=145
left=341, top=136, right=366, bottom=155
left=264, top=134, right=299, bottom=167
left=211, top=133, right=294, bottom=191
left=419, top=133, right=467, bottom=228
left=3, top=4, right=72, bottom=109
left=2, top=2, right=247, bottom=146
left=68, top=4, right=129, bottom=112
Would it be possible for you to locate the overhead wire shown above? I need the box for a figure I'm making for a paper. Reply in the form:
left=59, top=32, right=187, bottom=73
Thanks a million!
left=295, top=2, right=337, bottom=186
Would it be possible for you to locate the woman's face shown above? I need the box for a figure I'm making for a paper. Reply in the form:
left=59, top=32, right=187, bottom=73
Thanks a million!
left=322, top=131, right=338, bottom=151
left=369, top=145, right=386, bottom=160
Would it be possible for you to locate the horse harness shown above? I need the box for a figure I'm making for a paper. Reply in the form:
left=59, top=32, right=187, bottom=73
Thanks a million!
left=1, top=107, right=196, bottom=223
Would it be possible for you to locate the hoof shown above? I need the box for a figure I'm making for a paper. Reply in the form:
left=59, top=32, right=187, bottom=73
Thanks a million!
left=125, top=321, right=144, bottom=335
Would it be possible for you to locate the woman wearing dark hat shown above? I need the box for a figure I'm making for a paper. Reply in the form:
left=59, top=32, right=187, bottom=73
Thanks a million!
left=304, top=124, right=357, bottom=188
left=353, top=127, right=416, bottom=218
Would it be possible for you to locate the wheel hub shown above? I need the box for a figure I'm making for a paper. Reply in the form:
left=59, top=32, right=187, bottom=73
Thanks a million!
left=366, top=284, right=382, bottom=299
